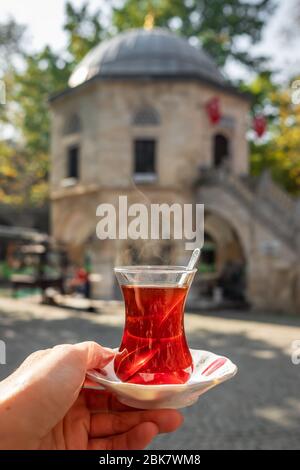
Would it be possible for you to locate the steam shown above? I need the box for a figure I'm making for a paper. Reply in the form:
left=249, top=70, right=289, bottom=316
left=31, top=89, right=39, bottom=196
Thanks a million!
left=114, top=178, right=173, bottom=266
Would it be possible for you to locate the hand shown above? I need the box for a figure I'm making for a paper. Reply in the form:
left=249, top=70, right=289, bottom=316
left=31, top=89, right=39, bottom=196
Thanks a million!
left=0, top=342, right=183, bottom=449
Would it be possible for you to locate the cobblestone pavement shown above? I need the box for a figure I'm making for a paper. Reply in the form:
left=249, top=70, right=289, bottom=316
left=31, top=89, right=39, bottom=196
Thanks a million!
left=0, top=298, right=300, bottom=450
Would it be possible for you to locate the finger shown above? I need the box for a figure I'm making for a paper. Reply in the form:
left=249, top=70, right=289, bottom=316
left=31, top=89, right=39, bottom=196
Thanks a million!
left=90, top=409, right=183, bottom=438
left=70, top=342, right=115, bottom=370
left=88, top=422, right=159, bottom=450
left=83, top=389, right=134, bottom=412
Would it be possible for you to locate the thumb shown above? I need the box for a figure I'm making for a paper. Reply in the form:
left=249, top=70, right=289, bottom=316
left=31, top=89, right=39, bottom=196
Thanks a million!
left=74, top=342, right=115, bottom=370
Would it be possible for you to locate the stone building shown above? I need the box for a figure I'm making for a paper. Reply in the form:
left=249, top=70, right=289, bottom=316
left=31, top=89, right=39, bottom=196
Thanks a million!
left=50, top=27, right=300, bottom=313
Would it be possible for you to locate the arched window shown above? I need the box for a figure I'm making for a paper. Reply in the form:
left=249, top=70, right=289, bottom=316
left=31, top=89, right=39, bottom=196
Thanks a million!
left=132, top=107, right=160, bottom=126
left=213, top=133, right=230, bottom=168
left=64, top=114, right=81, bottom=135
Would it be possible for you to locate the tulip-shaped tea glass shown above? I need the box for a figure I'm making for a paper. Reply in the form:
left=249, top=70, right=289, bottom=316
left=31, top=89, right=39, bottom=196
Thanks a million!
left=114, top=266, right=197, bottom=385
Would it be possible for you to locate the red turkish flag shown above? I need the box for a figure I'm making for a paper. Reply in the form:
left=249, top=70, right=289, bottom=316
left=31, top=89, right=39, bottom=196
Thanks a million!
left=206, top=97, right=221, bottom=124
left=253, top=115, right=267, bottom=137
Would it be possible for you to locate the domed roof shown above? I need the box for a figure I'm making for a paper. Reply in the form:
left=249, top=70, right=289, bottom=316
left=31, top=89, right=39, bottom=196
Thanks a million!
left=69, top=28, right=225, bottom=88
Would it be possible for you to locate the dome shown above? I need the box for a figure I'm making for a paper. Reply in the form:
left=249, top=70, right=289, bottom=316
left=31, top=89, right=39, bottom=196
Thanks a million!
left=69, top=28, right=225, bottom=88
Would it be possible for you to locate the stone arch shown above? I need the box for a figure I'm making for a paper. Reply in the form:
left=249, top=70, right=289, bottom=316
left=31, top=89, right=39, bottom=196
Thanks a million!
left=200, top=195, right=251, bottom=262
left=132, top=106, right=160, bottom=126
left=204, top=211, right=246, bottom=273
left=202, top=210, right=247, bottom=302
left=55, top=209, right=95, bottom=250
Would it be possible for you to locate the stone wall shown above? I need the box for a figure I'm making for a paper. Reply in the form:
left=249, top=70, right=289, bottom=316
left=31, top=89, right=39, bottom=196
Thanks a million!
left=50, top=79, right=249, bottom=192
left=197, top=184, right=300, bottom=314
left=53, top=79, right=300, bottom=310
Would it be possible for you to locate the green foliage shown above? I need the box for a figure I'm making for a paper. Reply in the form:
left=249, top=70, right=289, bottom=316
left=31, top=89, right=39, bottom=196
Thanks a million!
left=240, top=71, right=278, bottom=118
left=0, top=47, right=71, bottom=206
left=14, top=46, right=71, bottom=155
left=113, top=0, right=275, bottom=69
left=0, top=140, right=49, bottom=206
left=0, top=18, right=25, bottom=73
left=0, top=2, right=105, bottom=206
left=0, top=19, right=26, bottom=123
left=64, top=1, right=106, bottom=63
left=245, top=74, right=300, bottom=195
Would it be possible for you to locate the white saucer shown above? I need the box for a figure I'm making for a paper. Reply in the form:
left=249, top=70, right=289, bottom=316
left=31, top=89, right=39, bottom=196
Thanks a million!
left=85, top=349, right=237, bottom=409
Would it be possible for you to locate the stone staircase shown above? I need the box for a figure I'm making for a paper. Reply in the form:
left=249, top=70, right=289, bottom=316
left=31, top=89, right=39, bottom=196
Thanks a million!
left=197, top=168, right=300, bottom=253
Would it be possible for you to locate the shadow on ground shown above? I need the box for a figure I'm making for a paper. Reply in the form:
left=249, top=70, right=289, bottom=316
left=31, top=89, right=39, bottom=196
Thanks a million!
left=0, top=308, right=299, bottom=450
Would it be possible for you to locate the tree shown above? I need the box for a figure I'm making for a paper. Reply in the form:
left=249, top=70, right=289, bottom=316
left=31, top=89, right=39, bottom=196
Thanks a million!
left=64, top=1, right=107, bottom=63
left=0, top=46, right=72, bottom=206
left=0, top=19, right=29, bottom=205
left=0, top=19, right=26, bottom=124
left=0, top=18, right=25, bottom=73
left=245, top=74, right=300, bottom=195
left=113, top=0, right=275, bottom=70
left=0, top=140, right=49, bottom=206
left=0, top=2, right=106, bottom=207
left=13, top=47, right=71, bottom=156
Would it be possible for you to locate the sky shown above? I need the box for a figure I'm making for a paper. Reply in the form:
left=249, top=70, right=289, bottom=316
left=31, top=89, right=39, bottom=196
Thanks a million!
left=1, top=0, right=299, bottom=81
left=1, top=0, right=111, bottom=52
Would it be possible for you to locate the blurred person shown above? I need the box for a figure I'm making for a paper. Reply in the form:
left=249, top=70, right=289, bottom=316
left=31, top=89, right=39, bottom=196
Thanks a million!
left=69, top=265, right=90, bottom=298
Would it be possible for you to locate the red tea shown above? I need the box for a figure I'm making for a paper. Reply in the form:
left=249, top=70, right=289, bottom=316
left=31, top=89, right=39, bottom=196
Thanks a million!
left=114, top=285, right=193, bottom=384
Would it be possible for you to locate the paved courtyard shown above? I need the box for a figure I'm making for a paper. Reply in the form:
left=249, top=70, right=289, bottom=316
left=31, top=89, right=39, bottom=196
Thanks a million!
left=0, top=298, right=300, bottom=450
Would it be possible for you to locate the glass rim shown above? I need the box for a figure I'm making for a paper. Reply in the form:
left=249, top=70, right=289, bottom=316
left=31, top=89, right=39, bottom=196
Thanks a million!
left=114, top=265, right=197, bottom=274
